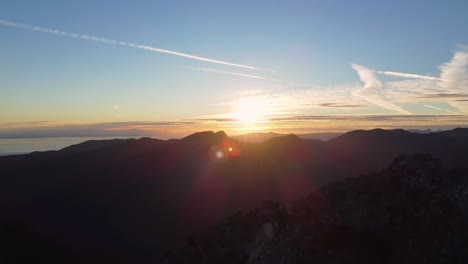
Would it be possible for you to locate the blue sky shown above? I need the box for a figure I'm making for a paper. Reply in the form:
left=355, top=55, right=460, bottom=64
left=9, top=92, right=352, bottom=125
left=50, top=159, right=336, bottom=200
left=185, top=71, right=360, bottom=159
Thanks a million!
left=1, top=0, right=468, bottom=136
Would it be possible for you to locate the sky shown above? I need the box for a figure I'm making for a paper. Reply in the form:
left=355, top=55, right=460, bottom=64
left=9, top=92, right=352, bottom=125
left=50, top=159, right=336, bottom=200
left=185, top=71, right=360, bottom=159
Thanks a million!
left=1, top=0, right=468, bottom=138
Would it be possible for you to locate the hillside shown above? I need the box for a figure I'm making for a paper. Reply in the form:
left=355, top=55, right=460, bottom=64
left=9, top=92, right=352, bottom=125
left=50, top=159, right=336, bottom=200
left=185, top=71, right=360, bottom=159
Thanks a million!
left=0, top=128, right=468, bottom=262
left=170, top=154, right=468, bottom=263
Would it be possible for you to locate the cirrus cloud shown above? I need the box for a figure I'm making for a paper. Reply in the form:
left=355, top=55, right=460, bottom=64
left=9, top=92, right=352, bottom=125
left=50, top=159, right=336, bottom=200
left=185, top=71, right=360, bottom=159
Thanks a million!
left=352, top=47, right=468, bottom=114
left=352, top=64, right=411, bottom=114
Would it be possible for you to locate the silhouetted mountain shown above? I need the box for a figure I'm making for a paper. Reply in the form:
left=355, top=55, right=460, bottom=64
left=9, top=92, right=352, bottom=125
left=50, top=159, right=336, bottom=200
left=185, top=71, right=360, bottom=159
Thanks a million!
left=297, top=132, right=343, bottom=141
left=170, top=154, right=468, bottom=263
left=1, top=128, right=468, bottom=262
left=326, top=128, right=468, bottom=175
left=233, top=132, right=342, bottom=143
left=436, top=127, right=468, bottom=137
left=233, top=132, right=285, bottom=143
left=407, top=128, right=442, bottom=134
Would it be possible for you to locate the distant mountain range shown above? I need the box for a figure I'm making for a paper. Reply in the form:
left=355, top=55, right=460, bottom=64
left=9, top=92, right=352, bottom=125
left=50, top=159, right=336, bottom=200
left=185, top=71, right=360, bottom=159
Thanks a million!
left=1, top=128, right=468, bottom=262
left=233, top=128, right=450, bottom=143
left=233, top=132, right=343, bottom=142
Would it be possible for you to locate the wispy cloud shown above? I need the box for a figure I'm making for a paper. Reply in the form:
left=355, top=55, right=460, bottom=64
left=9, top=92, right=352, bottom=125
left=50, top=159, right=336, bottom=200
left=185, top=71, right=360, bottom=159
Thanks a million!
left=317, top=103, right=364, bottom=108
left=438, top=48, right=468, bottom=113
left=0, top=121, right=196, bottom=139
left=423, top=104, right=459, bottom=115
left=269, top=115, right=467, bottom=122
left=0, top=19, right=271, bottom=71
left=374, top=48, right=468, bottom=113
left=352, top=64, right=411, bottom=114
left=417, top=93, right=468, bottom=100
left=1, top=116, right=468, bottom=140
left=215, top=84, right=365, bottom=120
left=439, top=48, right=468, bottom=92
left=0, top=121, right=53, bottom=128
left=377, top=71, right=439, bottom=80
left=264, top=114, right=468, bottom=133
left=194, top=67, right=281, bottom=82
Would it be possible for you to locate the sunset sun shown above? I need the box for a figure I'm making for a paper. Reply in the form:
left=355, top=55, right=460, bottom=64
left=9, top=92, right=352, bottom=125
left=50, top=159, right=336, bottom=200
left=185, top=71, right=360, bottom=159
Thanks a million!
left=233, top=98, right=268, bottom=124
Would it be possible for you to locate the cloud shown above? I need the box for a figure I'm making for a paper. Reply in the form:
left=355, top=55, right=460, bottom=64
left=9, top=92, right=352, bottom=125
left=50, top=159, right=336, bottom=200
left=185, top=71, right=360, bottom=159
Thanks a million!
left=317, top=103, right=365, bottom=108
left=2, top=116, right=468, bottom=140
left=0, top=121, right=195, bottom=139
left=215, top=84, right=366, bottom=120
left=375, top=48, right=468, bottom=113
left=351, top=64, right=411, bottom=114
left=265, top=115, right=468, bottom=133
left=192, top=117, right=238, bottom=122
left=423, top=104, right=459, bottom=115
left=439, top=49, right=468, bottom=92
left=438, top=49, right=468, bottom=113
left=377, top=71, right=439, bottom=80
left=416, top=93, right=468, bottom=100
left=194, top=67, right=281, bottom=82
left=1, top=121, right=52, bottom=127
left=269, top=115, right=463, bottom=122
left=0, top=19, right=271, bottom=71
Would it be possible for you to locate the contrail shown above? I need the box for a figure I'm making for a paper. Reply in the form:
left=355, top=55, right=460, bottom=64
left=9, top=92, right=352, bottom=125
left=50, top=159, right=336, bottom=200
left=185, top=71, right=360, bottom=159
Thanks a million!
left=423, top=104, right=458, bottom=115
left=194, top=67, right=281, bottom=82
left=0, top=19, right=272, bottom=71
left=377, top=71, right=439, bottom=80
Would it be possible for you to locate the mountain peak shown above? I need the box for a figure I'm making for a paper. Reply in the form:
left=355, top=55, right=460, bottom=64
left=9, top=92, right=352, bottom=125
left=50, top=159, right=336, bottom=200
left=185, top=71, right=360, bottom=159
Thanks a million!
left=215, top=130, right=228, bottom=138
left=182, top=130, right=228, bottom=143
left=262, top=133, right=303, bottom=145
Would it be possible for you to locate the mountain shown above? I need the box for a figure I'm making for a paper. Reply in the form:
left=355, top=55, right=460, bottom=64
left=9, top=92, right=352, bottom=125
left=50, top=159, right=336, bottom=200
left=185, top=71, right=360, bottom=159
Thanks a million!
left=1, top=128, right=468, bottom=262
left=169, top=154, right=468, bottom=263
left=233, top=132, right=342, bottom=143
left=232, top=132, right=285, bottom=143
left=407, top=128, right=442, bottom=134
left=326, top=128, right=468, bottom=175
left=297, top=132, right=343, bottom=141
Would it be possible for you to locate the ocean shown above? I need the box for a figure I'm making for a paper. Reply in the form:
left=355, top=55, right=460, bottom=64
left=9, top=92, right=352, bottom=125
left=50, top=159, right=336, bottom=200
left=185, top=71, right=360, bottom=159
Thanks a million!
left=0, top=137, right=138, bottom=156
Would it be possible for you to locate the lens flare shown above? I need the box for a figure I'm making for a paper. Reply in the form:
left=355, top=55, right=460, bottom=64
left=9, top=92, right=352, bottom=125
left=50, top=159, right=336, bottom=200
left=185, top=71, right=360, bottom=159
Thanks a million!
left=215, top=150, right=224, bottom=159
left=222, top=139, right=241, bottom=157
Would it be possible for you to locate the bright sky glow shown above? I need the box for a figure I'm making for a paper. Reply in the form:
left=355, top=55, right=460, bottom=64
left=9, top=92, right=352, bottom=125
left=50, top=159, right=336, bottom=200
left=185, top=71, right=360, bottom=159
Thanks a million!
left=232, top=98, right=269, bottom=125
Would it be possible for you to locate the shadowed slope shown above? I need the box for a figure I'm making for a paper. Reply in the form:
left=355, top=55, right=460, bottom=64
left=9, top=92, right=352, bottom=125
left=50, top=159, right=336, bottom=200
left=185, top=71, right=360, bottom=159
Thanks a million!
left=0, top=128, right=468, bottom=262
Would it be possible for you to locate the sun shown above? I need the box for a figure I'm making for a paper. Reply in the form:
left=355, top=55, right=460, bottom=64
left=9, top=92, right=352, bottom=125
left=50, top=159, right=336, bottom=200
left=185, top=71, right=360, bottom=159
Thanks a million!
left=233, top=98, right=268, bottom=124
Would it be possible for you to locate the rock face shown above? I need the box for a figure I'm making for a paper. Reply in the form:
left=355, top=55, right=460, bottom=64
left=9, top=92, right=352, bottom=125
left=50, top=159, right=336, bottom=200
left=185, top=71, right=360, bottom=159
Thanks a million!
left=170, top=154, right=468, bottom=264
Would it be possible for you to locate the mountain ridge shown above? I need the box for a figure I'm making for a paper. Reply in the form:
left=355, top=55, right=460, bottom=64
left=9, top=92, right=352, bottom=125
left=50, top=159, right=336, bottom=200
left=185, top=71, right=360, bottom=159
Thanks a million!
left=1, top=128, right=468, bottom=262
